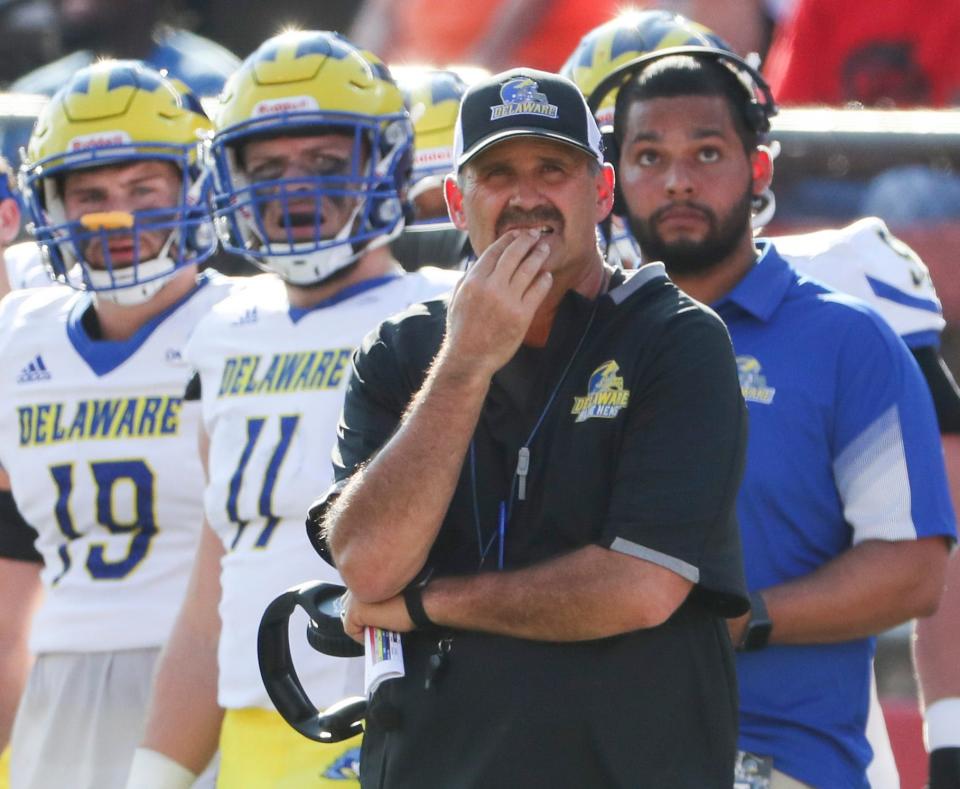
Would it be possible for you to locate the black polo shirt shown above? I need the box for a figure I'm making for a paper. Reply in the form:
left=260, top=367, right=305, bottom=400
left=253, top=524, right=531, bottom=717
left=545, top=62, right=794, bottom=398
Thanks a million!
left=330, top=263, right=749, bottom=788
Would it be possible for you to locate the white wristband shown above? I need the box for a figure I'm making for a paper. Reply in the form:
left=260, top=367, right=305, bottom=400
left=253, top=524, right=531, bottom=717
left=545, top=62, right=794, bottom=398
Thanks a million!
left=925, top=698, right=960, bottom=750
left=125, top=747, right=197, bottom=789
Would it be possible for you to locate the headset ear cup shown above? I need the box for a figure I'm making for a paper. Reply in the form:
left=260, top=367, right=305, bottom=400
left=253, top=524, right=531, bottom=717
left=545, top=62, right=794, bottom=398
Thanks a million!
left=613, top=179, right=627, bottom=217
left=746, top=100, right=769, bottom=134
left=586, top=47, right=778, bottom=141
left=601, top=129, right=627, bottom=216
left=613, top=181, right=627, bottom=217
left=398, top=141, right=415, bottom=226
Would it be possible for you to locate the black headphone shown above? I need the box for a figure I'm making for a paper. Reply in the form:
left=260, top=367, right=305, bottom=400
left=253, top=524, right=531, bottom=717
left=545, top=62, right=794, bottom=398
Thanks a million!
left=257, top=580, right=368, bottom=742
left=587, top=46, right=778, bottom=217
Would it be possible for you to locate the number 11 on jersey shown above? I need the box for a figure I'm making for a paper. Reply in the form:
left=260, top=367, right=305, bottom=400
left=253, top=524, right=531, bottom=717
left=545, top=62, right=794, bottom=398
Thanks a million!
left=225, top=414, right=300, bottom=550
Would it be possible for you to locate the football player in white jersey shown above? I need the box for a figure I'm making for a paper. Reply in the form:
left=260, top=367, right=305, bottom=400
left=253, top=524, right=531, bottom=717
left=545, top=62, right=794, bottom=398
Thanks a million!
left=392, top=65, right=472, bottom=225
left=0, top=157, right=24, bottom=301
left=131, top=31, right=459, bottom=789
left=0, top=60, right=229, bottom=789
left=0, top=155, right=30, bottom=789
left=390, top=65, right=476, bottom=272
left=563, top=11, right=960, bottom=788
left=0, top=157, right=64, bottom=300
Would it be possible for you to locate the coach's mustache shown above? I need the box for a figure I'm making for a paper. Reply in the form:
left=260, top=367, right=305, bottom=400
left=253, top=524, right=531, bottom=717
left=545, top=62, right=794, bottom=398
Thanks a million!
left=495, top=206, right=565, bottom=238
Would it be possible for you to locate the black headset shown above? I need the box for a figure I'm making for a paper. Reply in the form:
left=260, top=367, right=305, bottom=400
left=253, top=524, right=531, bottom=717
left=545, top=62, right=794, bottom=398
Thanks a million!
left=257, top=580, right=367, bottom=743
left=586, top=46, right=778, bottom=218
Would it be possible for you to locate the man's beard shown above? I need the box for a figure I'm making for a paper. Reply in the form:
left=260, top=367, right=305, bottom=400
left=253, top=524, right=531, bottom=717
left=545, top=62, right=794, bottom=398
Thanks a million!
left=626, top=184, right=753, bottom=277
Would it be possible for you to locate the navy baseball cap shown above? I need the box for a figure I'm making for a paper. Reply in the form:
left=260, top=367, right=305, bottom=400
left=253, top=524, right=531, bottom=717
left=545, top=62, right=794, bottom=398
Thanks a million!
left=453, top=68, right=604, bottom=173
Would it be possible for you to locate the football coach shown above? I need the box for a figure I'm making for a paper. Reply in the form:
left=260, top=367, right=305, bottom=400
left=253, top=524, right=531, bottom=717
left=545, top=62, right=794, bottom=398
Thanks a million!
left=314, top=68, right=750, bottom=788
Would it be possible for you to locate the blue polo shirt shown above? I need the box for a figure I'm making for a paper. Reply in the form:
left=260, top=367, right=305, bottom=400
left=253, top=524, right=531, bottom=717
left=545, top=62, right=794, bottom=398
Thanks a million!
left=714, top=242, right=956, bottom=788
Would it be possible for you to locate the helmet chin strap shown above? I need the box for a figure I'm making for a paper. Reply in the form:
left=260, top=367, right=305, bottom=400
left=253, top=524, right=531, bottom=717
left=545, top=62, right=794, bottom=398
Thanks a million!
left=751, top=188, right=776, bottom=233
left=84, top=229, right=182, bottom=306
left=751, top=140, right=780, bottom=233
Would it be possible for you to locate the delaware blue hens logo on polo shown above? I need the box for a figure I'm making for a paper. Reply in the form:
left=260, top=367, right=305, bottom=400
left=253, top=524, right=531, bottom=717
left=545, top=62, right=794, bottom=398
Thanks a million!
left=571, top=360, right=631, bottom=422
left=490, top=77, right=558, bottom=121
left=737, top=356, right=776, bottom=404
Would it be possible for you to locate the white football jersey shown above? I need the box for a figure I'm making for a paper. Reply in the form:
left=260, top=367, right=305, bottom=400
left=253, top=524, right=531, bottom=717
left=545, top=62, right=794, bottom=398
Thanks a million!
left=185, top=267, right=459, bottom=710
left=4, top=241, right=55, bottom=290
left=0, top=272, right=234, bottom=653
left=774, top=217, right=945, bottom=347
left=606, top=216, right=641, bottom=270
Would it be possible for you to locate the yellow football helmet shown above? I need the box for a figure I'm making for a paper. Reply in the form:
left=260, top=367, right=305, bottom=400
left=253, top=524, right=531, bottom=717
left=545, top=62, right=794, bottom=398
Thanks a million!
left=209, top=31, right=413, bottom=285
left=561, top=10, right=778, bottom=238
left=21, top=59, right=214, bottom=304
left=391, top=66, right=469, bottom=224
left=560, top=10, right=735, bottom=129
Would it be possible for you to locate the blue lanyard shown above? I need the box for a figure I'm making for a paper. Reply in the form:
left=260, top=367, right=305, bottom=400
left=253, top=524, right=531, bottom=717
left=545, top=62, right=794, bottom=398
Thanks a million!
left=470, top=300, right=600, bottom=570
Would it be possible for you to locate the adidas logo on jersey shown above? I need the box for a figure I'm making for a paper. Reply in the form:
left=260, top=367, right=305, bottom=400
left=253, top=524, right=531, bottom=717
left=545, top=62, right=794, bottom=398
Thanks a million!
left=17, top=355, right=51, bottom=383
left=232, top=307, right=258, bottom=326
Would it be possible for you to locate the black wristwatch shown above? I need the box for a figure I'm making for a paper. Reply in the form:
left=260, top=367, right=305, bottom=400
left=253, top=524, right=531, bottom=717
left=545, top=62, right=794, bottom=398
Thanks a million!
left=739, top=591, right=773, bottom=651
left=403, top=573, right=435, bottom=630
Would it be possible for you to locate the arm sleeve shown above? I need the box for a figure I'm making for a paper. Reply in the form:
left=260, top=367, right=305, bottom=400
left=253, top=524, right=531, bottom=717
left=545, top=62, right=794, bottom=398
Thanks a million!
left=831, top=313, right=956, bottom=544
left=0, top=489, right=42, bottom=563
left=911, top=345, right=960, bottom=434
left=601, top=308, right=749, bottom=617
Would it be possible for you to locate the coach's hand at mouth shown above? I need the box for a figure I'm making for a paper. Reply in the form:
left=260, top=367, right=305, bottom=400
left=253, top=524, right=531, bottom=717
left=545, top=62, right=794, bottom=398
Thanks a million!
left=444, top=228, right=553, bottom=378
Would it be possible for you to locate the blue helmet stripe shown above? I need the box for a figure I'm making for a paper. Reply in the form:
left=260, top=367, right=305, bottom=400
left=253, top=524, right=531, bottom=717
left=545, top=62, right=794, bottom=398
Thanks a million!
left=610, top=28, right=651, bottom=61
left=69, top=74, right=91, bottom=95
left=295, top=34, right=346, bottom=60
left=257, top=32, right=354, bottom=63
left=367, top=60, right=394, bottom=84
left=430, top=74, right=464, bottom=105
left=574, top=38, right=598, bottom=70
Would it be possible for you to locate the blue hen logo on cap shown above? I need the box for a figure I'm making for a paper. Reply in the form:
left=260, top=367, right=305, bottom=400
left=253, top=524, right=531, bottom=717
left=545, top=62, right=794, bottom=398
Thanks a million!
left=490, top=77, right=558, bottom=120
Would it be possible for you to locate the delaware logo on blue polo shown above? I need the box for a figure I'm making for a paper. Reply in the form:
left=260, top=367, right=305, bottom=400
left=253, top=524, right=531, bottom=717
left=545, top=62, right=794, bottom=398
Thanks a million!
left=490, top=78, right=558, bottom=120
left=571, top=360, right=631, bottom=422
left=737, top=356, right=776, bottom=404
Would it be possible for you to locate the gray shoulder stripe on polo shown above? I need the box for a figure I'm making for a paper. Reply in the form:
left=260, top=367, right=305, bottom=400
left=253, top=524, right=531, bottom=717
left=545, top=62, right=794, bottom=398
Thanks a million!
left=609, top=536, right=700, bottom=583
left=608, top=262, right=666, bottom=305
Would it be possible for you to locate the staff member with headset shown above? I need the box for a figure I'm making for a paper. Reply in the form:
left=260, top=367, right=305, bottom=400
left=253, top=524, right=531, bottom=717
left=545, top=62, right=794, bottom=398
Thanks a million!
left=605, top=45, right=955, bottom=788
left=567, top=13, right=960, bottom=787
left=314, top=69, right=750, bottom=787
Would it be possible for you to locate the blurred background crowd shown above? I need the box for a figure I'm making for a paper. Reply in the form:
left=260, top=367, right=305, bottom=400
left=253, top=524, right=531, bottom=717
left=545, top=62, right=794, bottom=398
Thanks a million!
left=1, top=0, right=957, bottom=240
left=4, top=0, right=955, bottom=369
